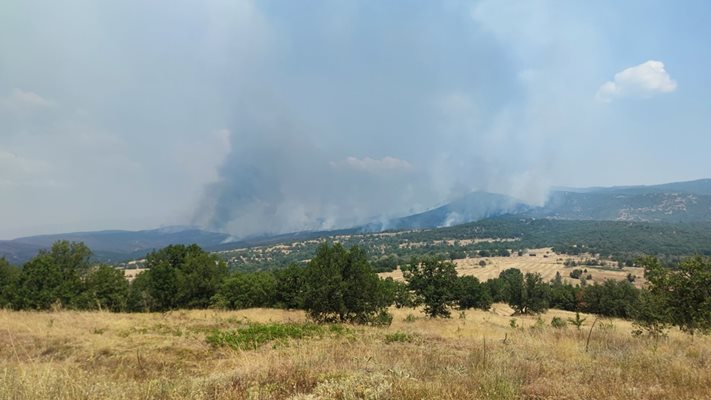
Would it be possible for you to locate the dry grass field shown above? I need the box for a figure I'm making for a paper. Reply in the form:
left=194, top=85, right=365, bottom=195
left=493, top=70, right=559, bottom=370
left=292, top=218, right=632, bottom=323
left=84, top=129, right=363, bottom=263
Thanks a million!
left=2, top=306, right=710, bottom=400
left=380, top=248, right=646, bottom=287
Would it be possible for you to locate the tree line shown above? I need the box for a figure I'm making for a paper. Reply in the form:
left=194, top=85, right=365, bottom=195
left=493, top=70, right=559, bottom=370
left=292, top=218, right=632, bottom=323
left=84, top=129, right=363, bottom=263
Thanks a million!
left=0, top=240, right=709, bottom=335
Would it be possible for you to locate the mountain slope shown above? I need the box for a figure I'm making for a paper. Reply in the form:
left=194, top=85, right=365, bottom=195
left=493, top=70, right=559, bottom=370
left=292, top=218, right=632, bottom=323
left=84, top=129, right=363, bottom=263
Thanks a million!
left=537, top=190, right=711, bottom=222
left=376, top=179, right=711, bottom=230
left=368, top=191, right=532, bottom=230
left=4, top=179, right=710, bottom=264
left=0, top=227, right=231, bottom=264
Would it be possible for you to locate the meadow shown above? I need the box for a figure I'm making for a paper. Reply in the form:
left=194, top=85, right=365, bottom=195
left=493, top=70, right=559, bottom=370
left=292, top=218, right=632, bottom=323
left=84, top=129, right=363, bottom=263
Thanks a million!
left=379, top=248, right=645, bottom=287
left=2, top=306, right=710, bottom=400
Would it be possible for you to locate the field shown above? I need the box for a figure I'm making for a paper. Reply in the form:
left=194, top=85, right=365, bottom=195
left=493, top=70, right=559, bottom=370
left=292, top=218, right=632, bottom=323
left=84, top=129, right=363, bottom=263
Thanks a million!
left=2, top=307, right=710, bottom=400
left=380, top=248, right=646, bottom=287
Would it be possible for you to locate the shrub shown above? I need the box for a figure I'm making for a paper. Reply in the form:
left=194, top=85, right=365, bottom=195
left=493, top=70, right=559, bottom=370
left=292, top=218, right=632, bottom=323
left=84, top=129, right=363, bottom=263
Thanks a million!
left=531, top=317, right=545, bottom=330
left=384, top=331, right=414, bottom=344
left=365, top=309, right=393, bottom=327
left=568, top=312, right=587, bottom=330
left=551, top=316, right=567, bottom=329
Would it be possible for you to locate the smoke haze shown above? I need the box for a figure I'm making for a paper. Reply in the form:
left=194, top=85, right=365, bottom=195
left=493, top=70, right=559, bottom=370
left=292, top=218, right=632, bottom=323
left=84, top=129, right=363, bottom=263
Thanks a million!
left=1, top=1, right=710, bottom=238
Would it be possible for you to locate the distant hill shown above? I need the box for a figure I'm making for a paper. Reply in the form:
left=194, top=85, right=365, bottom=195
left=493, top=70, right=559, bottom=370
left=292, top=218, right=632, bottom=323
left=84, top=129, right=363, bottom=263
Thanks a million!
left=592, top=178, right=711, bottom=196
left=371, top=179, right=711, bottom=230
left=536, top=190, right=711, bottom=222
left=369, top=191, right=532, bottom=230
left=4, top=179, right=710, bottom=264
left=0, top=227, right=231, bottom=265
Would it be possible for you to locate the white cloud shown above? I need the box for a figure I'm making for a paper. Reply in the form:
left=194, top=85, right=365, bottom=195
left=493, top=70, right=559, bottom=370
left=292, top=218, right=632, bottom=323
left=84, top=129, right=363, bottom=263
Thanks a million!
left=331, top=156, right=413, bottom=174
left=596, top=60, right=677, bottom=102
left=0, top=150, right=53, bottom=187
left=0, top=88, right=54, bottom=112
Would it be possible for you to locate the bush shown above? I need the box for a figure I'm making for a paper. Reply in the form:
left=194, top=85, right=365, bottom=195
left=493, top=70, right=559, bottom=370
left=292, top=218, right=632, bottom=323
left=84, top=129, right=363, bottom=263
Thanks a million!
left=384, top=331, right=414, bottom=344
left=568, top=312, right=587, bottom=330
left=357, top=309, right=393, bottom=327
left=551, top=316, right=567, bottom=329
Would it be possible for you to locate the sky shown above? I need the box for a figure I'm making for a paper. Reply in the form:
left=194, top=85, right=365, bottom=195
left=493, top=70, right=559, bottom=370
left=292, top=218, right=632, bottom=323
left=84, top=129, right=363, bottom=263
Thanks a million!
left=1, top=0, right=710, bottom=239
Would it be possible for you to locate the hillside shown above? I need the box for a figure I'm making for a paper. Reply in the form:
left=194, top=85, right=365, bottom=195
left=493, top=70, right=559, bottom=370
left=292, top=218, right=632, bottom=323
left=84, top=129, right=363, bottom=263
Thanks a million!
left=0, top=227, right=231, bottom=264
left=219, top=216, right=711, bottom=272
left=366, top=191, right=531, bottom=230
left=379, top=179, right=711, bottom=230
left=537, top=190, right=711, bottom=222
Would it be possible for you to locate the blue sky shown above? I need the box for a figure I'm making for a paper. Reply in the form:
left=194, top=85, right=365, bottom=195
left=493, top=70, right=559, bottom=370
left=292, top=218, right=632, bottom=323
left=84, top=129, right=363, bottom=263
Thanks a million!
left=1, top=1, right=710, bottom=238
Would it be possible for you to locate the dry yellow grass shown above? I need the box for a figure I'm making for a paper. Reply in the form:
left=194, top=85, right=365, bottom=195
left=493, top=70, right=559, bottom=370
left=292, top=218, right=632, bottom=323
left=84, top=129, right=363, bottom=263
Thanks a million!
left=380, top=248, right=646, bottom=287
left=1, top=307, right=709, bottom=400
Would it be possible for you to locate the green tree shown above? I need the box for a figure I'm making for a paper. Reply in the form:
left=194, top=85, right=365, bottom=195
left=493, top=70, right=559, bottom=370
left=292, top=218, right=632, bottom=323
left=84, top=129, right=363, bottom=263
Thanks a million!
left=632, top=289, right=670, bottom=339
left=82, top=265, right=129, bottom=312
left=302, top=242, right=388, bottom=323
left=378, top=276, right=419, bottom=310
left=484, top=277, right=506, bottom=302
left=0, top=258, right=20, bottom=308
left=17, top=241, right=92, bottom=310
left=372, top=254, right=399, bottom=272
left=273, top=264, right=306, bottom=309
left=142, top=244, right=227, bottom=311
left=549, top=280, right=578, bottom=311
left=499, top=269, right=550, bottom=315
left=580, top=280, right=639, bottom=318
left=642, top=256, right=711, bottom=336
left=405, top=257, right=458, bottom=318
left=456, top=275, right=492, bottom=311
left=176, top=248, right=228, bottom=308
left=147, top=262, right=180, bottom=311
left=214, top=272, right=277, bottom=309
left=127, top=271, right=153, bottom=312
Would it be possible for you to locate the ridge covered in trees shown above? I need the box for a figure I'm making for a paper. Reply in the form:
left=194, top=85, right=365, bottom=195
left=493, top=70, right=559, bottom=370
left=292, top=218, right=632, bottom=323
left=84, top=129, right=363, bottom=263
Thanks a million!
left=217, top=217, right=711, bottom=273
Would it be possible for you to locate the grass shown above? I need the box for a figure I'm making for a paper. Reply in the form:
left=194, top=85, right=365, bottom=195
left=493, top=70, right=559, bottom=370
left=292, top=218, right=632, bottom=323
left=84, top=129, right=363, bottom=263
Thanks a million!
left=379, top=247, right=647, bottom=287
left=383, top=331, right=415, bottom=344
left=206, top=322, right=347, bottom=350
left=1, top=306, right=710, bottom=399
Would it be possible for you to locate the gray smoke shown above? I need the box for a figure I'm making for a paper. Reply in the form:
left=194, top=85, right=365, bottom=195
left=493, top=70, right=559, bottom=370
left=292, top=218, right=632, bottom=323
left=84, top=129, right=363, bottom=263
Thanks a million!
left=191, top=1, right=614, bottom=237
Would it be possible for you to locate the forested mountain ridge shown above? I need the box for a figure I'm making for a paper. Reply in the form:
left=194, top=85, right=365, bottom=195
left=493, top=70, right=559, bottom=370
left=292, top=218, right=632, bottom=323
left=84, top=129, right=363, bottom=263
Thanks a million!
left=2, top=179, right=710, bottom=265
left=384, top=179, right=711, bottom=229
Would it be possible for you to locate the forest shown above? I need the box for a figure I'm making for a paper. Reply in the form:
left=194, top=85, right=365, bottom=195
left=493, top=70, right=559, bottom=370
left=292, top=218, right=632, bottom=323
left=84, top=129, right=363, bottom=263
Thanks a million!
left=212, top=216, right=711, bottom=272
left=1, top=240, right=709, bottom=337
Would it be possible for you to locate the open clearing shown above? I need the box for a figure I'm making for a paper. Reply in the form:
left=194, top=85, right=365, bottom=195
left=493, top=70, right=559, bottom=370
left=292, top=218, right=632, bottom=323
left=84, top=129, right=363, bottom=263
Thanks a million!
left=380, top=248, right=646, bottom=287
left=2, top=307, right=710, bottom=399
